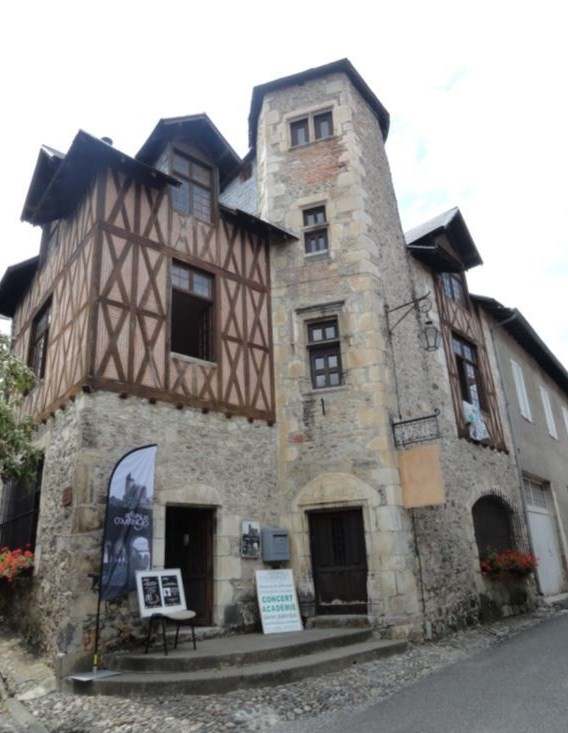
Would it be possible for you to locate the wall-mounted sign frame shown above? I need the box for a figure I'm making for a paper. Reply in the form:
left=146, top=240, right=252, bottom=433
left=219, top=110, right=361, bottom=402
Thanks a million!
left=135, top=569, right=187, bottom=618
left=256, top=569, right=303, bottom=634
left=241, top=520, right=261, bottom=559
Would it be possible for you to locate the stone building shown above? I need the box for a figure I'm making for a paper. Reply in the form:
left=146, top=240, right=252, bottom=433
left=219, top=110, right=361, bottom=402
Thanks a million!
left=0, top=59, right=550, bottom=671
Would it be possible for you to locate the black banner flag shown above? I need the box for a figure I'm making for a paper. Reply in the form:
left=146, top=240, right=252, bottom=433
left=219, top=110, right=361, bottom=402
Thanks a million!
left=100, top=445, right=157, bottom=601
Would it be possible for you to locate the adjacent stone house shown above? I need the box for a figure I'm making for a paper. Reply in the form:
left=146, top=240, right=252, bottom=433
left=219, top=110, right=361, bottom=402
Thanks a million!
left=0, top=59, right=552, bottom=671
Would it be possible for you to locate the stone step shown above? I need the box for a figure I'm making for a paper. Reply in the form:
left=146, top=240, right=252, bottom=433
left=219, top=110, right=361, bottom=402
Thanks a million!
left=306, top=615, right=371, bottom=629
left=105, top=627, right=374, bottom=673
left=66, top=637, right=407, bottom=697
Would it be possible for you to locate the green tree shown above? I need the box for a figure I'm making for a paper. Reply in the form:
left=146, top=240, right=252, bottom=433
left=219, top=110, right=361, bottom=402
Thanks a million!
left=0, top=334, right=39, bottom=484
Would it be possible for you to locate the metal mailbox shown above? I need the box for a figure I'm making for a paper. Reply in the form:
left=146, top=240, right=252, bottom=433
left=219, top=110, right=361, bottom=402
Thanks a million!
left=261, top=528, right=290, bottom=562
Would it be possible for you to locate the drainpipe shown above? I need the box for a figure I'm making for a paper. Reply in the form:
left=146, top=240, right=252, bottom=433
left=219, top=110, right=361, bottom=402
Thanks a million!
left=488, top=309, right=542, bottom=595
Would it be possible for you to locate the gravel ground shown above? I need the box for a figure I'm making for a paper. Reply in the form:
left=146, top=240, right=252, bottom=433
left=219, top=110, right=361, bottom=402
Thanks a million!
left=2, top=606, right=564, bottom=733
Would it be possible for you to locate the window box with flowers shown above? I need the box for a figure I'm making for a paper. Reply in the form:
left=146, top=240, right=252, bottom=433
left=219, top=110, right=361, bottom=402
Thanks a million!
left=480, top=549, right=537, bottom=579
left=0, top=546, right=34, bottom=583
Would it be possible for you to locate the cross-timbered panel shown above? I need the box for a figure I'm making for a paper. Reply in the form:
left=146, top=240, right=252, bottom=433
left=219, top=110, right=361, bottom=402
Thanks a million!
left=171, top=213, right=218, bottom=266
left=219, top=219, right=244, bottom=277
left=244, top=230, right=269, bottom=288
left=104, top=169, right=136, bottom=233
left=12, top=163, right=275, bottom=421
left=435, top=276, right=506, bottom=450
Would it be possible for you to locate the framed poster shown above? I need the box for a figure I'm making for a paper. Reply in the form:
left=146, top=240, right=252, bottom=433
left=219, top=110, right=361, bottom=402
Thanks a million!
left=256, top=569, right=303, bottom=634
left=135, top=569, right=187, bottom=618
left=241, top=520, right=261, bottom=559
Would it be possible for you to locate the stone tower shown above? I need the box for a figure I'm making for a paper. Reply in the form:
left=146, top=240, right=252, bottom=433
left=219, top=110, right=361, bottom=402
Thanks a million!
left=249, top=60, right=421, bottom=634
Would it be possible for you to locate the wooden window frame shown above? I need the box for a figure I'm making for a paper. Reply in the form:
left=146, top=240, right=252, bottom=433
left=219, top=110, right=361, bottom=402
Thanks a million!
left=303, top=206, right=329, bottom=255
left=170, top=261, right=215, bottom=362
left=28, top=299, right=51, bottom=379
left=307, top=318, right=342, bottom=389
left=441, top=272, right=467, bottom=307
left=452, top=333, right=487, bottom=411
left=170, top=149, right=213, bottom=224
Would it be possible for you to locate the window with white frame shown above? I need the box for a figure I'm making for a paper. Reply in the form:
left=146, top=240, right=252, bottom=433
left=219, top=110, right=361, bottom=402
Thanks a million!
left=562, top=406, right=568, bottom=439
left=540, top=386, right=558, bottom=439
left=511, top=359, right=532, bottom=421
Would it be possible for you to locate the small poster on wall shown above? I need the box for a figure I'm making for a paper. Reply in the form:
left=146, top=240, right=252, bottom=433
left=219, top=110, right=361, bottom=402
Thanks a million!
left=241, top=520, right=261, bottom=559
left=256, top=569, right=303, bottom=634
left=135, top=569, right=187, bottom=618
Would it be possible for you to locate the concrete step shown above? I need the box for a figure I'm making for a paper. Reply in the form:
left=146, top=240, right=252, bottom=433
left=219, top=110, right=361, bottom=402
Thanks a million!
left=106, top=627, right=374, bottom=673
left=66, top=636, right=407, bottom=696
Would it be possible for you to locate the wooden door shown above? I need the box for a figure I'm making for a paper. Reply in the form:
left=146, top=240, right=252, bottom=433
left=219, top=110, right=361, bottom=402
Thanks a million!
left=165, top=506, right=214, bottom=625
left=309, top=508, right=368, bottom=615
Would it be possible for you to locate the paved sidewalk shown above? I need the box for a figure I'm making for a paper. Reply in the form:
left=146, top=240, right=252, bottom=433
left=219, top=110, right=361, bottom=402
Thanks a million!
left=1, top=605, right=565, bottom=732
left=0, top=624, right=55, bottom=732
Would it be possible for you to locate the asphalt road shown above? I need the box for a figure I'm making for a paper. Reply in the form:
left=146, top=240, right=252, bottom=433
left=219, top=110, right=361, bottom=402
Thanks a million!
left=272, top=613, right=568, bottom=733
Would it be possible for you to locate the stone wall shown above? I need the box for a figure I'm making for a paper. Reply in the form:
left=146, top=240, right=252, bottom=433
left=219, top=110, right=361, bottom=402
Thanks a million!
left=395, top=261, right=533, bottom=636
left=1, top=390, right=278, bottom=669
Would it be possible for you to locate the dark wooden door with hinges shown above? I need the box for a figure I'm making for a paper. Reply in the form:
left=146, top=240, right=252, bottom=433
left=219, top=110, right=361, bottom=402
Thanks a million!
left=309, top=508, right=368, bottom=615
left=165, top=506, right=214, bottom=625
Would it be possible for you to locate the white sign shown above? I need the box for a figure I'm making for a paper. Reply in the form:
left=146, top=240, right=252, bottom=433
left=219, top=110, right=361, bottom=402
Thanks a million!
left=135, top=569, right=187, bottom=618
left=256, top=569, right=303, bottom=634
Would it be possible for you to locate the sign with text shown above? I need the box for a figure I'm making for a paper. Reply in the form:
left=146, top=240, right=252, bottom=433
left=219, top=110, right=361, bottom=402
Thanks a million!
left=256, top=569, right=303, bottom=634
left=135, top=569, right=187, bottom=618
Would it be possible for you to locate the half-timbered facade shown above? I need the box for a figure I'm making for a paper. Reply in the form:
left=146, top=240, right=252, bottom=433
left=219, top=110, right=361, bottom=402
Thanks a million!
left=0, top=60, right=548, bottom=672
left=0, top=119, right=291, bottom=667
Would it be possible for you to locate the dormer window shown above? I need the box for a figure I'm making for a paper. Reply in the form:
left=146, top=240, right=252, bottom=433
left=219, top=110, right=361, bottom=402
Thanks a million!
left=171, top=150, right=212, bottom=223
left=441, top=272, right=467, bottom=307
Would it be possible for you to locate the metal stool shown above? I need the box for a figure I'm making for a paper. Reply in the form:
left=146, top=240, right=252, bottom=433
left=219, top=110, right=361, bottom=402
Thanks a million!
left=145, top=610, right=197, bottom=655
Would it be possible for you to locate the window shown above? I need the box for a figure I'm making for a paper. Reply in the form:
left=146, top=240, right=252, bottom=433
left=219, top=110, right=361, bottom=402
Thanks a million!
left=314, top=111, right=333, bottom=140
left=562, top=406, right=568, bottom=439
left=452, top=335, right=485, bottom=411
left=290, top=118, right=309, bottom=147
left=171, top=150, right=213, bottom=223
left=511, top=359, right=532, bottom=421
left=0, top=459, right=43, bottom=552
left=524, top=476, right=550, bottom=510
left=290, top=110, right=333, bottom=147
left=540, top=386, right=558, bottom=439
left=472, top=496, right=514, bottom=558
left=307, top=318, right=342, bottom=389
left=170, top=262, right=214, bottom=361
left=28, top=300, right=51, bottom=378
left=441, top=272, right=467, bottom=307
left=303, top=206, right=328, bottom=255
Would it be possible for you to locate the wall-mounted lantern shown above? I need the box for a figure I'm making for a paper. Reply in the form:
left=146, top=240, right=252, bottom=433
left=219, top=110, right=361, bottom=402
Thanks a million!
left=385, top=292, right=441, bottom=352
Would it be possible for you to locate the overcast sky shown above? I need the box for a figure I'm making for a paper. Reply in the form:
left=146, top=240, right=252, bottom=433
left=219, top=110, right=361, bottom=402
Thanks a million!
left=1, top=0, right=566, bottom=368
